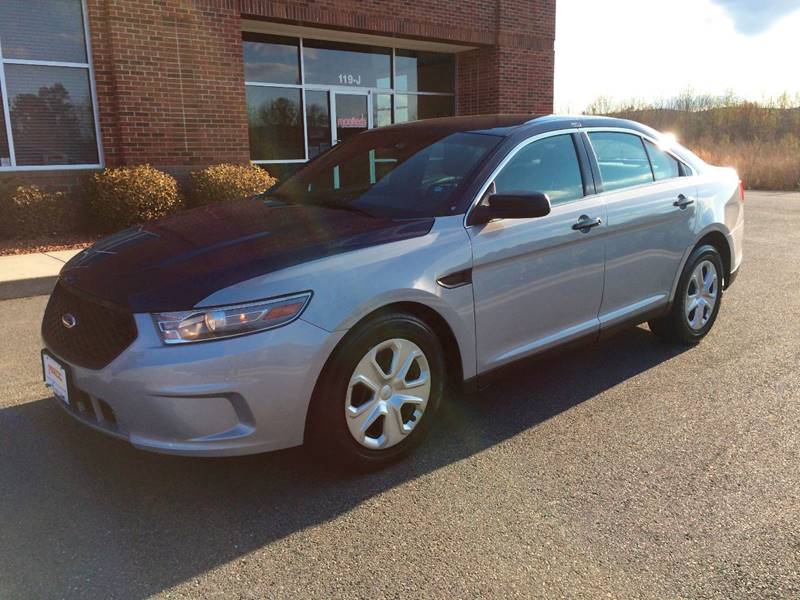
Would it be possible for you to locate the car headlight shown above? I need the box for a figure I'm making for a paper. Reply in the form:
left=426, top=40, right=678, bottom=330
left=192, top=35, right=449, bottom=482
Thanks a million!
left=152, top=292, right=312, bottom=344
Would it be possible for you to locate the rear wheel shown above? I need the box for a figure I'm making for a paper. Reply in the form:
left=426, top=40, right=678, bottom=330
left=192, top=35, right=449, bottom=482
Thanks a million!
left=648, top=244, right=724, bottom=345
left=306, top=312, right=445, bottom=470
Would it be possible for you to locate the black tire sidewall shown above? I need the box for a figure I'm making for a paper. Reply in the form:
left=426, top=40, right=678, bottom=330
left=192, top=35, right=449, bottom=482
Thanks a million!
left=306, top=312, right=446, bottom=469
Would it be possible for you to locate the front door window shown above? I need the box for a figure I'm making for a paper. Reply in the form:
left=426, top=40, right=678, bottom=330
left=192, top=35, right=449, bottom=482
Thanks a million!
left=334, top=93, right=370, bottom=145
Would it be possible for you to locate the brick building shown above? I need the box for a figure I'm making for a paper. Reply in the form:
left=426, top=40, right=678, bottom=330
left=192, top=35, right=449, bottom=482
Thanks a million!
left=0, top=0, right=555, bottom=186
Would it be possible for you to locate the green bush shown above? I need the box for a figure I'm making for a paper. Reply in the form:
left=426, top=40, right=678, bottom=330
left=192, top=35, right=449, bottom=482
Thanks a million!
left=88, top=165, right=182, bottom=232
left=188, top=163, right=276, bottom=206
left=0, top=181, right=80, bottom=239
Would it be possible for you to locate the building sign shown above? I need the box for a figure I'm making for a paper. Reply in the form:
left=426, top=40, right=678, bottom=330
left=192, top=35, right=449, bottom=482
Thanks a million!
left=337, top=116, right=367, bottom=128
left=337, top=73, right=362, bottom=86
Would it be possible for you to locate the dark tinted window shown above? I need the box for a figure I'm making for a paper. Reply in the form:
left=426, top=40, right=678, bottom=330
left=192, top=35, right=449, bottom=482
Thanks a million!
left=270, top=130, right=500, bottom=218
left=242, top=34, right=300, bottom=84
left=395, top=94, right=454, bottom=123
left=303, top=40, right=391, bottom=89
left=589, top=132, right=654, bottom=191
left=395, top=50, right=455, bottom=93
left=246, top=86, right=304, bottom=160
left=6, top=64, right=98, bottom=166
left=305, top=90, right=330, bottom=159
left=0, top=0, right=87, bottom=63
left=494, top=135, right=584, bottom=205
left=644, top=139, right=680, bottom=181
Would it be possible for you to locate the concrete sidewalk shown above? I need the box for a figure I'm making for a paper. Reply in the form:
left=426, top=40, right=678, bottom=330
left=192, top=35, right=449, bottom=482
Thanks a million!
left=0, top=250, right=81, bottom=300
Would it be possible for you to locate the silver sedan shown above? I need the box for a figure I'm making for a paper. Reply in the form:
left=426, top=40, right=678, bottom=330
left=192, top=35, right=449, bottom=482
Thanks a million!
left=41, top=115, right=743, bottom=469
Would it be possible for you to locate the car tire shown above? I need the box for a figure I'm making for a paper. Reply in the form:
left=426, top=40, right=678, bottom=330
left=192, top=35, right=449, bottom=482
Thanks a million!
left=648, top=244, right=724, bottom=345
left=305, top=311, right=446, bottom=470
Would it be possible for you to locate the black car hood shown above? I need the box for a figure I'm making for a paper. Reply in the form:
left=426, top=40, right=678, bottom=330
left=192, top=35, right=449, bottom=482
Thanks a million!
left=61, top=198, right=434, bottom=312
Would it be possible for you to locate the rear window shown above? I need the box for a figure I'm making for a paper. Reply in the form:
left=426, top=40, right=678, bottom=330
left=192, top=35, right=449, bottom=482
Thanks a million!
left=589, top=132, right=653, bottom=192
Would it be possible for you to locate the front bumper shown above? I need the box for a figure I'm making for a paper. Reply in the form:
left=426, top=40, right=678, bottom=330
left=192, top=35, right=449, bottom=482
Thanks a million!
left=45, top=314, right=344, bottom=456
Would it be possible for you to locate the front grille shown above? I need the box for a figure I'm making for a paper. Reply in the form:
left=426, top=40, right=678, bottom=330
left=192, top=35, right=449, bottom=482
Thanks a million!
left=42, top=281, right=137, bottom=369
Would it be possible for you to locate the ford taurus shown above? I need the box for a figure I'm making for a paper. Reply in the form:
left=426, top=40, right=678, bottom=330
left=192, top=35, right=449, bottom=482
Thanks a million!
left=41, top=115, right=744, bottom=469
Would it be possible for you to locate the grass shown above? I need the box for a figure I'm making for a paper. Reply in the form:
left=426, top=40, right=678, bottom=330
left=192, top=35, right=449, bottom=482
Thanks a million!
left=584, top=94, right=800, bottom=191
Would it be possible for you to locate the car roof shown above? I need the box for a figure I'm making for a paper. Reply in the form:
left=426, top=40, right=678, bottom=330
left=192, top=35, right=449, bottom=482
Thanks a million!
left=376, top=114, right=658, bottom=138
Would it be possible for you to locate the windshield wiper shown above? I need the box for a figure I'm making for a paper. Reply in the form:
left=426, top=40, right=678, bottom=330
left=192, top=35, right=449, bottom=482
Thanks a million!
left=307, top=198, right=375, bottom=219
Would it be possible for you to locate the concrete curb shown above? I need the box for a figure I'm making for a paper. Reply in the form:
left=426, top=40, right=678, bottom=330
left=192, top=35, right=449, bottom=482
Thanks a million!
left=0, top=275, right=60, bottom=301
left=0, top=250, right=81, bottom=301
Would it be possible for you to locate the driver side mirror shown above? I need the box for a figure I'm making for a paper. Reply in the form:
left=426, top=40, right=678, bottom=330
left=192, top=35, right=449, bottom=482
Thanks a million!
left=469, top=191, right=551, bottom=225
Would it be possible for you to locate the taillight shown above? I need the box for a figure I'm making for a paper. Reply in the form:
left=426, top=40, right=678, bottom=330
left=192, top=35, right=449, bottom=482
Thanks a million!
left=739, top=181, right=745, bottom=203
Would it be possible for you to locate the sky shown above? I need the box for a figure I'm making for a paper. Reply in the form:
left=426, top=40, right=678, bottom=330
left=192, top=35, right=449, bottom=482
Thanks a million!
left=554, top=0, right=800, bottom=112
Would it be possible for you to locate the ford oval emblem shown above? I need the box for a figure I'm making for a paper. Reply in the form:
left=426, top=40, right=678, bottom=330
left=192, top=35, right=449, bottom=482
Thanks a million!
left=61, top=313, right=77, bottom=329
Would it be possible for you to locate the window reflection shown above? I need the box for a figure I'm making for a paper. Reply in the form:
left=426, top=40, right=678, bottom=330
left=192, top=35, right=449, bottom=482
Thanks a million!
left=395, top=95, right=454, bottom=123
left=0, top=0, right=87, bottom=63
left=373, top=94, right=392, bottom=128
left=246, top=86, right=304, bottom=161
left=589, top=132, right=655, bottom=191
left=395, top=50, right=455, bottom=93
left=494, top=135, right=584, bottom=205
left=303, top=40, right=391, bottom=89
left=305, top=90, right=330, bottom=159
left=6, top=64, right=98, bottom=166
left=243, top=34, right=300, bottom=85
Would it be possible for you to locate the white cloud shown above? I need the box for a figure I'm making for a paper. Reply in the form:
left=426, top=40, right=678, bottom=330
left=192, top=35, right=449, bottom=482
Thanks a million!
left=709, top=0, right=800, bottom=35
left=554, top=0, right=800, bottom=112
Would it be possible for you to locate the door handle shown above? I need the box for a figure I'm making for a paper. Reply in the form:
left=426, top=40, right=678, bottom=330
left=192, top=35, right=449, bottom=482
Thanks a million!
left=674, top=194, right=694, bottom=209
left=572, top=215, right=603, bottom=232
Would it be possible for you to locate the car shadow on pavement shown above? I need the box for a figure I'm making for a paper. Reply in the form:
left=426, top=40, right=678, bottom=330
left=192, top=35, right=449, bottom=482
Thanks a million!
left=0, top=325, right=688, bottom=598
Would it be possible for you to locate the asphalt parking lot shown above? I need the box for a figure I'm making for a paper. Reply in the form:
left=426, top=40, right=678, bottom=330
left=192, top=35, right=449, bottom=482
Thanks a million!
left=1, top=191, right=798, bottom=599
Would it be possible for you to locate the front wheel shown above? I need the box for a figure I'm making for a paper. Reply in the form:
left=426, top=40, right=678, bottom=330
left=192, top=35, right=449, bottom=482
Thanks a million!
left=305, top=312, right=445, bottom=470
left=648, top=244, right=724, bottom=345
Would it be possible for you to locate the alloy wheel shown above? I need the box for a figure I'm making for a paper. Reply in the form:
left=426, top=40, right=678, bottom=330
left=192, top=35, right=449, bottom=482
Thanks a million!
left=344, top=338, right=431, bottom=449
left=685, top=259, right=718, bottom=330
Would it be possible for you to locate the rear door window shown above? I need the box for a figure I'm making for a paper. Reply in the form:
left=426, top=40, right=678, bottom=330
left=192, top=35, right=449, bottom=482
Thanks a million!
left=588, top=132, right=654, bottom=192
left=493, top=134, right=584, bottom=206
left=643, top=139, right=681, bottom=181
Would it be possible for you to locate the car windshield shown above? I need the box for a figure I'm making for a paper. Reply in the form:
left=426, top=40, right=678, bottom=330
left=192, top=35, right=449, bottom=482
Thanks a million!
left=267, top=129, right=501, bottom=218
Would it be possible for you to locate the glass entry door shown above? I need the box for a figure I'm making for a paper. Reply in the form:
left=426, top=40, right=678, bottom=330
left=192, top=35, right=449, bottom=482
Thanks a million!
left=332, top=92, right=371, bottom=145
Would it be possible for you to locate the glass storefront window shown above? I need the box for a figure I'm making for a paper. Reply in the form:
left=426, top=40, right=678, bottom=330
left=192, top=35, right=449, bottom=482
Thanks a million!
left=305, top=90, right=330, bottom=159
left=395, top=50, right=455, bottom=93
left=0, top=0, right=88, bottom=63
left=394, top=94, right=454, bottom=124
left=243, top=33, right=456, bottom=169
left=373, top=94, right=392, bottom=128
left=246, top=86, right=304, bottom=161
left=243, top=34, right=300, bottom=85
left=0, top=0, right=101, bottom=170
left=303, top=40, right=391, bottom=89
left=6, top=64, right=99, bottom=166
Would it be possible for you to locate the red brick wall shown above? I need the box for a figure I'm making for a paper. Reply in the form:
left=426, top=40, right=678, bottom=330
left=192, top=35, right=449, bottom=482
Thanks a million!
left=86, top=0, right=250, bottom=171
left=68, top=0, right=554, bottom=174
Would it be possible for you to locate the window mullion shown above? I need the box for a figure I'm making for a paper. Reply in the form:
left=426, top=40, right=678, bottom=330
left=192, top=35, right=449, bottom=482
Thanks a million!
left=81, top=0, right=103, bottom=167
left=0, top=40, right=17, bottom=167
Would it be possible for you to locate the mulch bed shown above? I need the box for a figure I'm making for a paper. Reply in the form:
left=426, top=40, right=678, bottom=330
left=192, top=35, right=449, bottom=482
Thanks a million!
left=0, top=235, right=100, bottom=257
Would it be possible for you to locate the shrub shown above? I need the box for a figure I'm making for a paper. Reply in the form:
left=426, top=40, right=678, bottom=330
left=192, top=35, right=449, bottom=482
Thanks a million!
left=88, top=165, right=182, bottom=232
left=0, top=182, right=80, bottom=239
left=188, top=163, right=276, bottom=206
